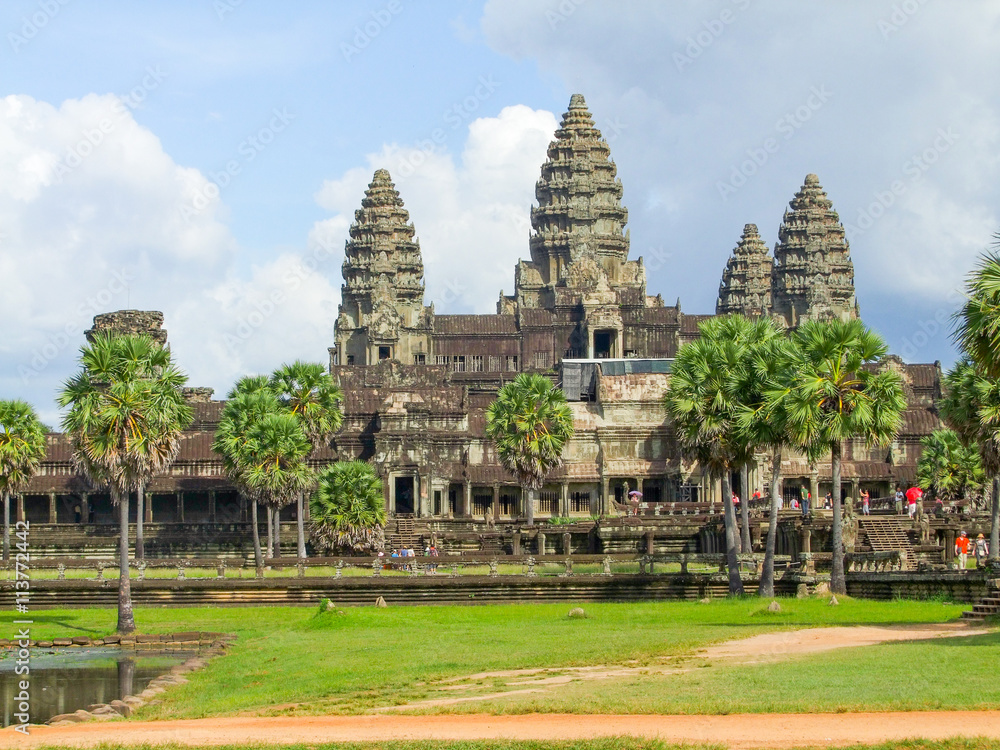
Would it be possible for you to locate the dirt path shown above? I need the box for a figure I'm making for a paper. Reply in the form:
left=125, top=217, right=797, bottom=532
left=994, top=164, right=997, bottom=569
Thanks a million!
left=5, top=712, right=1000, bottom=749
left=377, top=621, right=991, bottom=710
left=3, top=621, right=993, bottom=749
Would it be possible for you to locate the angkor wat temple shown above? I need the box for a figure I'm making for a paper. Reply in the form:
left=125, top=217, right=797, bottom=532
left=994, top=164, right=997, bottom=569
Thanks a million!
left=21, top=95, right=968, bottom=560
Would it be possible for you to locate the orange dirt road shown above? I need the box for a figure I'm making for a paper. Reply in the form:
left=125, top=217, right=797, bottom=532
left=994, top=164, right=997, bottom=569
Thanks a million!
left=4, top=712, right=1000, bottom=749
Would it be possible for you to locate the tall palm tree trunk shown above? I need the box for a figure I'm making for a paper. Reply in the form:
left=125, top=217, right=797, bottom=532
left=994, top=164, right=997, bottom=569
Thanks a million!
left=991, top=477, right=999, bottom=565
left=115, top=488, right=136, bottom=634
left=830, top=441, right=846, bottom=595
left=274, top=507, right=282, bottom=557
left=2, top=492, right=9, bottom=563
left=721, top=471, right=744, bottom=595
left=296, top=491, right=307, bottom=558
left=524, top=487, right=535, bottom=527
left=250, top=499, right=263, bottom=569
left=759, top=447, right=783, bottom=597
left=739, top=464, right=751, bottom=554
left=136, top=486, right=145, bottom=561
left=266, top=505, right=274, bottom=558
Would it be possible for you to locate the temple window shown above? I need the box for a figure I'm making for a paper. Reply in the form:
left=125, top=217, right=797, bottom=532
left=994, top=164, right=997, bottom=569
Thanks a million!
left=378, top=346, right=391, bottom=360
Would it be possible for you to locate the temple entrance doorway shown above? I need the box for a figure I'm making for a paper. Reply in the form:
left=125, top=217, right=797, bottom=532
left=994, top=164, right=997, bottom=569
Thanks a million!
left=394, top=477, right=415, bottom=516
left=593, top=329, right=617, bottom=359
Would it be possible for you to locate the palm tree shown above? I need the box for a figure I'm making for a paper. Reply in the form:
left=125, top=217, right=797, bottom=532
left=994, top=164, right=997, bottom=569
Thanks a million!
left=916, top=428, right=986, bottom=506
left=940, top=359, right=1000, bottom=565
left=271, top=361, right=344, bottom=558
left=310, top=460, right=386, bottom=554
left=785, top=320, right=905, bottom=595
left=0, top=401, right=47, bottom=562
left=213, top=377, right=280, bottom=568
left=58, top=332, right=192, bottom=634
left=735, top=332, right=804, bottom=598
left=241, top=411, right=314, bottom=559
left=665, top=315, right=778, bottom=595
left=955, top=247, right=1000, bottom=380
left=486, top=373, right=574, bottom=527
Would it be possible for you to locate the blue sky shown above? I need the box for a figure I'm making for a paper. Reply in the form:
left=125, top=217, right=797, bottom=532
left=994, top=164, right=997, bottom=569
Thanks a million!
left=2, top=1, right=999, bottom=424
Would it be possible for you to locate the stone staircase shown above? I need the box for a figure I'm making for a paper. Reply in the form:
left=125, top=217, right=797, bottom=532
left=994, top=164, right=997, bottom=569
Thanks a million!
left=386, top=516, right=417, bottom=552
left=860, top=517, right=916, bottom=570
left=962, top=578, right=1000, bottom=621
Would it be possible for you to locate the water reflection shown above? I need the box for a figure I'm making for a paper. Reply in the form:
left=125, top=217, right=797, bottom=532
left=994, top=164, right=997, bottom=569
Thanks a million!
left=0, top=648, right=188, bottom=726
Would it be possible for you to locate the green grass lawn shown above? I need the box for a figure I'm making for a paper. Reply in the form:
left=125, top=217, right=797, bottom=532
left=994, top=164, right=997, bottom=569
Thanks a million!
left=4, top=596, right=989, bottom=721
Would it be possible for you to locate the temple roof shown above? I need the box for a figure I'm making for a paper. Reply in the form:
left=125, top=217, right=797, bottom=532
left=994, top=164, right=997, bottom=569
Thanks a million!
left=716, top=223, right=773, bottom=317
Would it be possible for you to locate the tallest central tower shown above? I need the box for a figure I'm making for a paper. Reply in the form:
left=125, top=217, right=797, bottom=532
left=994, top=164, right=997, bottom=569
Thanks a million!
left=512, top=94, right=641, bottom=311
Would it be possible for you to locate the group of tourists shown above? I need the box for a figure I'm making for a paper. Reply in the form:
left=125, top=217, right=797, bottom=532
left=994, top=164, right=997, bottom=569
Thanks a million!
left=954, top=531, right=990, bottom=570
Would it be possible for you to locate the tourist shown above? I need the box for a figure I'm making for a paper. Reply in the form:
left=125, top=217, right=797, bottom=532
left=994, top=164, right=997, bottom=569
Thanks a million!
left=974, top=534, right=989, bottom=568
left=732, top=492, right=740, bottom=507
left=800, top=484, right=809, bottom=517
left=87, top=504, right=95, bottom=524
left=861, top=490, right=870, bottom=515
left=895, top=485, right=905, bottom=514
left=74, top=504, right=82, bottom=524
left=955, top=531, right=970, bottom=570
left=824, top=492, right=832, bottom=509
left=905, top=486, right=921, bottom=519
left=935, top=498, right=945, bottom=517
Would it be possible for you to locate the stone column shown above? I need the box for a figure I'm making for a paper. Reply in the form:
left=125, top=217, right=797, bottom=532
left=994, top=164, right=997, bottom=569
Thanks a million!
left=49, top=493, right=57, bottom=524
left=492, top=483, right=500, bottom=519
left=176, top=491, right=184, bottom=523
left=512, top=530, right=521, bottom=555
left=81, top=494, right=89, bottom=525
left=537, top=531, right=546, bottom=555
left=240, top=494, right=247, bottom=523
left=800, top=526, right=811, bottom=553
left=208, top=491, right=217, bottom=522
left=419, top=475, right=432, bottom=518
left=645, top=530, right=655, bottom=554
left=809, top=466, right=819, bottom=509
left=601, top=477, right=610, bottom=516
left=560, top=482, right=569, bottom=518
left=463, top=481, right=472, bottom=518
left=563, top=531, right=572, bottom=555
left=944, top=529, right=956, bottom=562
left=16, top=495, right=24, bottom=523
left=145, top=494, right=153, bottom=524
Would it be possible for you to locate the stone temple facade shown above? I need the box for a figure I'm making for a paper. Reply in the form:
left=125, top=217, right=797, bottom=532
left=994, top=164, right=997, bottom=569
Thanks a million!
left=17, top=95, right=950, bottom=556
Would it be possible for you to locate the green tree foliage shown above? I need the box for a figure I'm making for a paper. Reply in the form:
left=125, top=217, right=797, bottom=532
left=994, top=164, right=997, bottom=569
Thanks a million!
left=486, top=373, right=574, bottom=527
left=785, top=319, right=905, bottom=595
left=666, top=314, right=783, bottom=595
left=916, top=428, right=985, bottom=504
left=270, top=361, right=344, bottom=558
left=309, top=460, right=386, bottom=554
left=956, top=247, right=1000, bottom=380
left=0, top=400, right=47, bottom=561
left=58, top=332, right=192, bottom=634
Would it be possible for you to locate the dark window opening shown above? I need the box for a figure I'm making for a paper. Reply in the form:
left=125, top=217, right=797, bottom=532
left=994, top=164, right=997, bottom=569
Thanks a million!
left=414, top=353, right=426, bottom=365
left=594, top=330, right=616, bottom=359
left=378, top=346, right=391, bottom=360
left=346, top=355, right=355, bottom=365
left=394, top=476, right=414, bottom=515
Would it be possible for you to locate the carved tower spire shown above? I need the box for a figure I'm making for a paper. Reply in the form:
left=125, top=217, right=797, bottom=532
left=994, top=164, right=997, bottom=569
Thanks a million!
left=335, top=169, right=429, bottom=365
left=771, top=174, right=858, bottom=328
left=516, top=94, right=635, bottom=309
left=716, top=224, right=773, bottom=317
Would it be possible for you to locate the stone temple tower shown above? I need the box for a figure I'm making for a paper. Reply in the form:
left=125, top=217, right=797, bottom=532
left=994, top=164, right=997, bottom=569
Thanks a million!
left=771, top=174, right=858, bottom=328
left=334, top=169, right=431, bottom=366
left=716, top=224, right=773, bottom=317
left=511, top=93, right=642, bottom=312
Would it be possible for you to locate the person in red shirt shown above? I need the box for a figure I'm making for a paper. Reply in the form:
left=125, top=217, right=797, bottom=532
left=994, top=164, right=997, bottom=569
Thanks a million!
left=955, top=531, right=971, bottom=570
